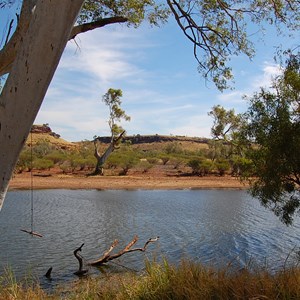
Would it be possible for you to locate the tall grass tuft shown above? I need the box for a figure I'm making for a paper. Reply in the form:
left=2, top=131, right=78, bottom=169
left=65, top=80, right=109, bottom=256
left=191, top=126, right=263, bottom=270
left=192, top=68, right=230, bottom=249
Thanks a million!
left=0, top=268, right=49, bottom=300
left=120, top=259, right=300, bottom=300
left=1, top=260, right=300, bottom=299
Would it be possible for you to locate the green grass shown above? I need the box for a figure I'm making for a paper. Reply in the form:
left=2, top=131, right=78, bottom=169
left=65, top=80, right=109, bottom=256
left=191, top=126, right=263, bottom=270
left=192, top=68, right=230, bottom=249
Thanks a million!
left=1, top=260, right=300, bottom=299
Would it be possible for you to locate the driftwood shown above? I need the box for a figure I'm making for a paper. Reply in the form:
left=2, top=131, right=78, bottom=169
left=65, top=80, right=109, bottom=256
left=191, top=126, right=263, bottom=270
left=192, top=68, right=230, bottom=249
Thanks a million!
left=48, top=236, right=159, bottom=278
left=73, top=243, right=88, bottom=276
left=20, top=229, right=43, bottom=238
left=89, top=235, right=159, bottom=266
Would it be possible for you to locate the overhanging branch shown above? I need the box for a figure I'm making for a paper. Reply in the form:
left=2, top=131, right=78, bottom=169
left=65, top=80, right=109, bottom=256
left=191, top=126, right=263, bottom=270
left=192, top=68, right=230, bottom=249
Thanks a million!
left=0, top=6, right=128, bottom=76
left=70, top=16, right=128, bottom=40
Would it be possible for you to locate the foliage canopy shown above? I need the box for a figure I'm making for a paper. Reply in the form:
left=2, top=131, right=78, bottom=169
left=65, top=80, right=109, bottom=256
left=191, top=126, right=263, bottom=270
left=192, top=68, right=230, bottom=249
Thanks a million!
left=243, top=51, right=300, bottom=225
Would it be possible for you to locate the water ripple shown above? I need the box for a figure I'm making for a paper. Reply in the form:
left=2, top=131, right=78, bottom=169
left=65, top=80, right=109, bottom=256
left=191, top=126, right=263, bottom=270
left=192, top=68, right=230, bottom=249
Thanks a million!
left=0, top=189, right=299, bottom=286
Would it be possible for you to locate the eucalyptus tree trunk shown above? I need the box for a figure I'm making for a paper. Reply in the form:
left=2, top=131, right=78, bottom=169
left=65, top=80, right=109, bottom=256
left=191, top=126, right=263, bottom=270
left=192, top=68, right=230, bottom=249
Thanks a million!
left=0, top=0, right=84, bottom=210
left=93, top=130, right=125, bottom=175
left=93, top=142, right=115, bottom=175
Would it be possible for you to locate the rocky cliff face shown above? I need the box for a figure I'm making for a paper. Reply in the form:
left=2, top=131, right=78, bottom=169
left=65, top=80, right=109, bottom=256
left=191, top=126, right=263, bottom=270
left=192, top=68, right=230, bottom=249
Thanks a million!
left=96, top=134, right=209, bottom=145
left=31, top=124, right=60, bottom=138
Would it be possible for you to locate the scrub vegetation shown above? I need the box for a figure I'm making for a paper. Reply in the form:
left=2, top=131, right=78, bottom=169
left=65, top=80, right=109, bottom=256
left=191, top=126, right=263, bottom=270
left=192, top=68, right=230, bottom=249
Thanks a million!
left=1, top=260, right=300, bottom=299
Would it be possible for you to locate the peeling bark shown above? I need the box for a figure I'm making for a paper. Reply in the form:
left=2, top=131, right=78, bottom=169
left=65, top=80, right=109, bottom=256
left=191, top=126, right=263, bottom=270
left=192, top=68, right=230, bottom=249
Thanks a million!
left=0, top=0, right=85, bottom=210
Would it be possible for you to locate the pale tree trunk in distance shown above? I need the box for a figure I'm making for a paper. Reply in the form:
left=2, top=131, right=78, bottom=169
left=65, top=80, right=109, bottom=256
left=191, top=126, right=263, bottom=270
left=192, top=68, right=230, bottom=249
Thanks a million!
left=93, top=130, right=125, bottom=175
left=0, top=0, right=84, bottom=210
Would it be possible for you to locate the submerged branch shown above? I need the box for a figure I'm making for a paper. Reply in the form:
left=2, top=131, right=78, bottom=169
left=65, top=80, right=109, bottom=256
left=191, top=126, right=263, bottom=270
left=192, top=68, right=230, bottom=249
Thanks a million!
left=74, top=243, right=88, bottom=276
left=89, top=236, right=159, bottom=266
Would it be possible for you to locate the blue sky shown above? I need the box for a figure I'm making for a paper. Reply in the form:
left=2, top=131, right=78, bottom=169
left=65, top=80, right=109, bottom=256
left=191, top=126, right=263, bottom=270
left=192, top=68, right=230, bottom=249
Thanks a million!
left=1, top=4, right=299, bottom=141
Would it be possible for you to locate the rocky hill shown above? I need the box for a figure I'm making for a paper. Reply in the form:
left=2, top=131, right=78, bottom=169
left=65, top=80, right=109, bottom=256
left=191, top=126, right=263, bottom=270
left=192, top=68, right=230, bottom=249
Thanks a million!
left=27, top=124, right=77, bottom=150
left=28, top=124, right=210, bottom=152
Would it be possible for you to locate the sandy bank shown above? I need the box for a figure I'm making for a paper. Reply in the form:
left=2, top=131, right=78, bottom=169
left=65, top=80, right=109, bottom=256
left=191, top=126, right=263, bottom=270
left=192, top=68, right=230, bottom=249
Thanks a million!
left=9, top=173, right=248, bottom=191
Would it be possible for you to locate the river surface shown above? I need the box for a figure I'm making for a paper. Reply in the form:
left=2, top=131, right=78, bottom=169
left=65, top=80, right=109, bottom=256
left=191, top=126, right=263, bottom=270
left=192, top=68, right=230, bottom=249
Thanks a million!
left=0, top=189, right=299, bottom=288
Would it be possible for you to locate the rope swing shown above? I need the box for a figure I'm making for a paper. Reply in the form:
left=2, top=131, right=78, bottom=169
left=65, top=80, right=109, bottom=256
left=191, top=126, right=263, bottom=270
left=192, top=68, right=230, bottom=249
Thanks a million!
left=20, top=130, right=43, bottom=238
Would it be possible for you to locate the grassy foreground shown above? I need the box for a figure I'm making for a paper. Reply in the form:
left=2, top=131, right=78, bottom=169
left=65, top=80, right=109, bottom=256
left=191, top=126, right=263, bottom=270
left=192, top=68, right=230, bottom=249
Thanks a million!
left=1, top=260, right=300, bottom=300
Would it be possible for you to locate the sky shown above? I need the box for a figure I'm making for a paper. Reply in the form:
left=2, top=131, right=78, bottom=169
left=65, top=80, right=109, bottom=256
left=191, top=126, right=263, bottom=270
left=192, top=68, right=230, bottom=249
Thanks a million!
left=1, top=3, right=299, bottom=142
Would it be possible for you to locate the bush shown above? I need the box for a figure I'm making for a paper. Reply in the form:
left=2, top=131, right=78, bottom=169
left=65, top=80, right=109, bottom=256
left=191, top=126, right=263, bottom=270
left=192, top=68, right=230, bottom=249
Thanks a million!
left=159, top=155, right=171, bottom=165
left=32, top=139, right=55, bottom=158
left=138, top=160, right=154, bottom=173
left=165, top=142, right=183, bottom=154
left=215, top=159, right=230, bottom=176
left=188, top=159, right=202, bottom=175
left=188, top=158, right=213, bottom=176
left=16, top=150, right=32, bottom=173
left=147, top=157, right=159, bottom=164
left=106, top=151, right=139, bottom=175
left=33, top=158, right=54, bottom=170
left=45, top=150, right=67, bottom=164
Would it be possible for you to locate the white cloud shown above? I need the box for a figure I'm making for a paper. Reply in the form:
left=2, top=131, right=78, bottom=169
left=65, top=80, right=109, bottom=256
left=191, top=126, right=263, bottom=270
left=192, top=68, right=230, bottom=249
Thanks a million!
left=251, top=62, right=281, bottom=89
left=60, top=29, right=150, bottom=87
left=36, top=23, right=285, bottom=142
left=215, top=61, right=283, bottom=113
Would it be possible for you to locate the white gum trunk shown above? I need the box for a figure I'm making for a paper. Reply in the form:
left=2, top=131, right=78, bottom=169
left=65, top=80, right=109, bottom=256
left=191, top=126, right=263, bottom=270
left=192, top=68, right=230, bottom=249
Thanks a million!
left=0, top=0, right=84, bottom=210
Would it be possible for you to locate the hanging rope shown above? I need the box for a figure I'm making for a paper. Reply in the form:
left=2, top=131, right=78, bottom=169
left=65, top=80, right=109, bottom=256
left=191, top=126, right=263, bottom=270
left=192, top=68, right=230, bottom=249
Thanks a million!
left=20, top=130, right=43, bottom=238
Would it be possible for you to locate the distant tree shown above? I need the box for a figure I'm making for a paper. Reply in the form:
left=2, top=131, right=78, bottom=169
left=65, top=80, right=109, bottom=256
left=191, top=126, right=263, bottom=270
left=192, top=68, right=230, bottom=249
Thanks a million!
left=92, top=88, right=130, bottom=175
left=208, top=105, right=245, bottom=152
left=208, top=105, right=247, bottom=175
left=242, top=51, right=300, bottom=225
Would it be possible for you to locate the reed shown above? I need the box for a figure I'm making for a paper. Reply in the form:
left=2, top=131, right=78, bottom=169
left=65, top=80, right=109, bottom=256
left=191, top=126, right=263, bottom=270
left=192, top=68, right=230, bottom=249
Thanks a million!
left=0, top=260, right=299, bottom=299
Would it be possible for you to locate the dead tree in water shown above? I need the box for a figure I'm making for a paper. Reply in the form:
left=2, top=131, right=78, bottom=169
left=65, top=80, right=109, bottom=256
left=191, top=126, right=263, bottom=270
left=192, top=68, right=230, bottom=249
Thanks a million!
left=68, top=236, right=159, bottom=277
left=74, top=243, right=88, bottom=276
left=89, top=235, right=159, bottom=266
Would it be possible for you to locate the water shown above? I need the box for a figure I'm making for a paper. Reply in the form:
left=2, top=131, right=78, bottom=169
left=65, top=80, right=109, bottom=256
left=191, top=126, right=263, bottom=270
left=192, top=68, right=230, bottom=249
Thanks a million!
left=0, top=189, right=299, bottom=288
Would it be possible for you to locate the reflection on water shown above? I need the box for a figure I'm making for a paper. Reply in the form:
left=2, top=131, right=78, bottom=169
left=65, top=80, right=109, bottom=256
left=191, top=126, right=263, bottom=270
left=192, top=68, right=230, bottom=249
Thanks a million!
left=0, top=189, right=299, bottom=287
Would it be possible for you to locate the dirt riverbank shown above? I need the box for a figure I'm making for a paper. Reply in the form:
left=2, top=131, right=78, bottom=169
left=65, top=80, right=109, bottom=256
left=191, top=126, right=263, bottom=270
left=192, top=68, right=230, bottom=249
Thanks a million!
left=9, top=173, right=248, bottom=191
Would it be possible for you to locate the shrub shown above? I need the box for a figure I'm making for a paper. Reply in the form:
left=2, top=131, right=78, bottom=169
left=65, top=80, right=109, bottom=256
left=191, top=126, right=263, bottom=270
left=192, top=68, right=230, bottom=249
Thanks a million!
left=188, top=158, right=213, bottom=176
left=215, top=159, right=231, bottom=176
left=32, top=139, right=54, bottom=158
left=16, top=150, right=32, bottom=173
left=138, top=160, right=154, bottom=173
left=45, top=150, right=67, bottom=164
left=188, top=159, right=202, bottom=175
left=165, top=142, right=183, bottom=154
left=33, top=158, right=54, bottom=170
left=159, top=155, right=170, bottom=165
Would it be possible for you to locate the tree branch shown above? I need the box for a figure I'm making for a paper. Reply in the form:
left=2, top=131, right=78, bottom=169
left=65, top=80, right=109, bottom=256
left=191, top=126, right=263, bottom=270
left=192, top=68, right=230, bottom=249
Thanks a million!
left=89, top=236, right=159, bottom=266
left=74, top=243, right=88, bottom=276
left=0, top=8, right=128, bottom=76
left=70, top=16, right=128, bottom=40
